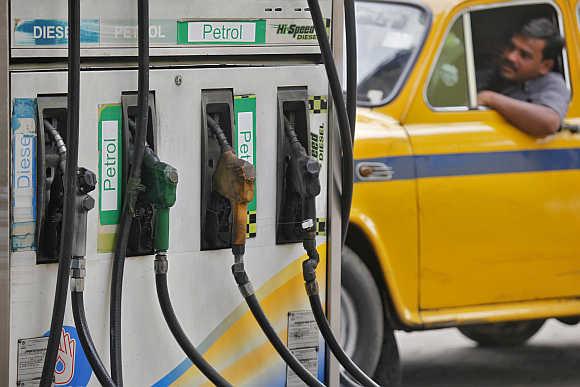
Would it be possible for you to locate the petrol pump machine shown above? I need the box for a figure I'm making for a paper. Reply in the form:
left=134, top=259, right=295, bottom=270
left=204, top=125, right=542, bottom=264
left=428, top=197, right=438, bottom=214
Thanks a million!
left=0, top=0, right=348, bottom=385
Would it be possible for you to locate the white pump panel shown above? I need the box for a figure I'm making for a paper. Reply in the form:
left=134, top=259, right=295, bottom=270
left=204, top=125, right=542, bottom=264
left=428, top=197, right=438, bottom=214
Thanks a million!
left=11, top=0, right=332, bottom=58
left=1, top=0, right=344, bottom=385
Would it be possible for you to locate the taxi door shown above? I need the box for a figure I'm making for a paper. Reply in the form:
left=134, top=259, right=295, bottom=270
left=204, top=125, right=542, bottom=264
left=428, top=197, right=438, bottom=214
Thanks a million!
left=403, top=2, right=580, bottom=310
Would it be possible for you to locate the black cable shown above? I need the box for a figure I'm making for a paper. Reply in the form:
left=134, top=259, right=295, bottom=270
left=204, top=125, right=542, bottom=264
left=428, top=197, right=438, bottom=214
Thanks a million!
left=231, top=254, right=325, bottom=387
left=306, top=0, right=354, bottom=245
left=39, top=0, right=80, bottom=384
left=71, top=290, right=116, bottom=387
left=110, top=0, right=150, bottom=383
left=344, top=0, right=357, bottom=139
left=309, top=292, right=379, bottom=387
left=155, top=265, right=232, bottom=387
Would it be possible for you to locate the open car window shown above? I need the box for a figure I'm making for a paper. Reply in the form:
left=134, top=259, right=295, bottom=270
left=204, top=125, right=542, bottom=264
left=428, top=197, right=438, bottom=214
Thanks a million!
left=356, top=1, right=429, bottom=107
left=425, top=2, right=568, bottom=111
left=471, top=3, right=567, bottom=91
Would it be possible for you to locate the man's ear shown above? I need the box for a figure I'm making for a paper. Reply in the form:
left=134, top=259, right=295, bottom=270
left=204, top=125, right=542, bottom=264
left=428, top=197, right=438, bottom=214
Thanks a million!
left=539, top=58, right=554, bottom=75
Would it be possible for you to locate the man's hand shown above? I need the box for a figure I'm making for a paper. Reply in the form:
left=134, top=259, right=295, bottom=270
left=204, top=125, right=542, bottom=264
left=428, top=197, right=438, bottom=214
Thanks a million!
left=477, top=90, right=560, bottom=137
left=477, top=90, right=498, bottom=108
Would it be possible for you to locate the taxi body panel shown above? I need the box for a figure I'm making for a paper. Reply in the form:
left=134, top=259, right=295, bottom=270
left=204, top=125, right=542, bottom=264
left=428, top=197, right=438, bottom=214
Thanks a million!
left=352, top=109, right=421, bottom=325
left=352, top=0, right=580, bottom=329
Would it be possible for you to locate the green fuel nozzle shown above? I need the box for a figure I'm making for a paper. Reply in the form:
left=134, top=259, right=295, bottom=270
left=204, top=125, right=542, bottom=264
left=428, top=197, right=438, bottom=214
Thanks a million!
left=142, top=147, right=178, bottom=252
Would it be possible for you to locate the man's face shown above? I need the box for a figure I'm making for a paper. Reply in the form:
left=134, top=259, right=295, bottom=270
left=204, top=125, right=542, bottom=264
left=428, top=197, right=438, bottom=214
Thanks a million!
left=499, top=34, right=554, bottom=82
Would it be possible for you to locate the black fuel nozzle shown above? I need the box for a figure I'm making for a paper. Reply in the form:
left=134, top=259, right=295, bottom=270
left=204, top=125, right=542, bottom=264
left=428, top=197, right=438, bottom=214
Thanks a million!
left=72, top=168, right=96, bottom=258
left=283, top=116, right=321, bottom=236
left=77, top=167, right=96, bottom=195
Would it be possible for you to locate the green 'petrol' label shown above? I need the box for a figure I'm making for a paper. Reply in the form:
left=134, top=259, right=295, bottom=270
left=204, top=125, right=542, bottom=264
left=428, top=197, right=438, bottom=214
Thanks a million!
left=177, top=20, right=266, bottom=45
left=234, top=95, right=257, bottom=238
left=98, top=104, right=123, bottom=226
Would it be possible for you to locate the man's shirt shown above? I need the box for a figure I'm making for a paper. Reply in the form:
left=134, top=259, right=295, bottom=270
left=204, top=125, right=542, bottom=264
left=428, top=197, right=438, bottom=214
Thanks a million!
left=480, top=70, right=571, bottom=121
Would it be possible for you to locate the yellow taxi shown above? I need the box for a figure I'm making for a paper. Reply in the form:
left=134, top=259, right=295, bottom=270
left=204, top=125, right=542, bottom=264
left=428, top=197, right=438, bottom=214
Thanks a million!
left=342, top=0, right=580, bottom=384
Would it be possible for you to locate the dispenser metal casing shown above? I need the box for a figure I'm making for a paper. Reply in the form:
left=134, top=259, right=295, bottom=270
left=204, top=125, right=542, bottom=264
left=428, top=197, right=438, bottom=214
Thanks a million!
left=1, top=1, right=344, bottom=385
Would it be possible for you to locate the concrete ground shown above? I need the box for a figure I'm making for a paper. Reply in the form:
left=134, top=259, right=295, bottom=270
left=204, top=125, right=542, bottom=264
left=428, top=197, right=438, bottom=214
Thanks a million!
left=397, top=319, right=580, bottom=387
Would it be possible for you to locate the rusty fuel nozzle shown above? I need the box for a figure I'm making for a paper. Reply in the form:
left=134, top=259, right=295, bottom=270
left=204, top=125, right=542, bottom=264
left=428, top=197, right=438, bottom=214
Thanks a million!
left=207, top=115, right=256, bottom=248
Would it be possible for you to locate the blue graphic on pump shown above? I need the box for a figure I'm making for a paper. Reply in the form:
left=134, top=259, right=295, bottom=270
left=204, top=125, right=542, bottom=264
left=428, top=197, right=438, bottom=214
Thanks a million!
left=14, top=19, right=100, bottom=46
left=43, top=326, right=93, bottom=386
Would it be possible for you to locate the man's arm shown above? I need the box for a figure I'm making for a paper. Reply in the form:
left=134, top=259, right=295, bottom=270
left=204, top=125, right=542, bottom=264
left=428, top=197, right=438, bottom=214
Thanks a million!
left=478, top=90, right=560, bottom=137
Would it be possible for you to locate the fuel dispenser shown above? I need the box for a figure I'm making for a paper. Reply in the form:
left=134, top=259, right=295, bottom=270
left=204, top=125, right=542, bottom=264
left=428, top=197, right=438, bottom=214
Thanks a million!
left=0, top=0, right=372, bottom=385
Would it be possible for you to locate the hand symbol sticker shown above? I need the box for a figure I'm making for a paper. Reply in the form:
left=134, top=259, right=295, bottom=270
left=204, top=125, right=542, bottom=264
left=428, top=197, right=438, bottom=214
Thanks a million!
left=54, top=328, right=76, bottom=385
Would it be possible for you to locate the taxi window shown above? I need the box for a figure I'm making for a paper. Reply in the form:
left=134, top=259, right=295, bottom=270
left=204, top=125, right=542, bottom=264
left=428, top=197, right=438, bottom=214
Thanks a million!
left=426, top=17, right=469, bottom=108
left=356, top=2, right=429, bottom=106
left=426, top=3, right=568, bottom=111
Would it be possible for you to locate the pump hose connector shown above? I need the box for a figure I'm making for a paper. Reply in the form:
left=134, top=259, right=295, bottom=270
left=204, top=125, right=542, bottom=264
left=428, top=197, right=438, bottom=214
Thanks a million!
left=154, top=252, right=169, bottom=274
left=70, top=257, right=86, bottom=293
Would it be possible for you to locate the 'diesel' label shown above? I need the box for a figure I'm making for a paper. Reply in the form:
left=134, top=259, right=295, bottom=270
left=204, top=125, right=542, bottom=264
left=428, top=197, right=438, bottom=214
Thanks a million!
left=11, top=98, right=37, bottom=251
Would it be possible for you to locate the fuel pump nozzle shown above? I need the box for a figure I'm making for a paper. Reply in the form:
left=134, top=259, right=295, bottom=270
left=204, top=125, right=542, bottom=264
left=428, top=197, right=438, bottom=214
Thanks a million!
left=283, top=115, right=321, bottom=236
left=207, top=114, right=255, bottom=250
left=207, top=114, right=324, bottom=387
left=282, top=114, right=323, bottom=283
left=141, top=146, right=178, bottom=253
left=69, top=168, right=117, bottom=387
left=143, top=144, right=232, bottom=387
left=283, top=117, right=380, bottom=386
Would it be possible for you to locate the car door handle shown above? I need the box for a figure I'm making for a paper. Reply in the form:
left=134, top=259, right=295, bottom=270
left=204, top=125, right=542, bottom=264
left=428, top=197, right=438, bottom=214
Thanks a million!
left=356, top=161, right=394, bottom=181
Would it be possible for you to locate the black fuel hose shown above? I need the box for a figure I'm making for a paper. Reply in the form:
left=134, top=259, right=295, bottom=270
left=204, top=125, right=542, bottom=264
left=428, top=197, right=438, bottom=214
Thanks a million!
left=110, top=0, right=150, bottom=383
left=71, top=290, right=116, bottom=386
left=308, top=285, right=379, bottom=387
left=232, top=251, right=325, bottom=387
left=303, top=241, right=379, bottom=387
left=305, top=5, right=380, bottom=384
left=310, top=295, right=378, bottom=387
left=155, top=256, right=232, bottom=387
left=208, top=116, right=323, bottom=386
left=306, top=0, right=354, bottom=245
left=39, top=0, right=81, bottom=384
left=344, top=0, right=357, bottom=138
left=245, top=294, right=324, bottom=387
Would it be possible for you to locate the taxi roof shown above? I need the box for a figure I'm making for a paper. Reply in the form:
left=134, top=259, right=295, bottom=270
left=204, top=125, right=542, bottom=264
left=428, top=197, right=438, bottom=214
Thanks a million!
left=395, top=0, right=465, bottom=14
left=395, top=0, right=571, bottom=15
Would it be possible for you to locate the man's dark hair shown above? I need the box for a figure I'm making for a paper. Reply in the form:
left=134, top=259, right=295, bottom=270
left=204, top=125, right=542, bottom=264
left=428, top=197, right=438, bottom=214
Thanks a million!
left=517, top=18, right=565, bottom=61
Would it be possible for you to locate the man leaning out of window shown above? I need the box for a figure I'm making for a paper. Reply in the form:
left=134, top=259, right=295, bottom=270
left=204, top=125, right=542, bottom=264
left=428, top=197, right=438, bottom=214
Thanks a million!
left=478, top=18, right=570, bottom=137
